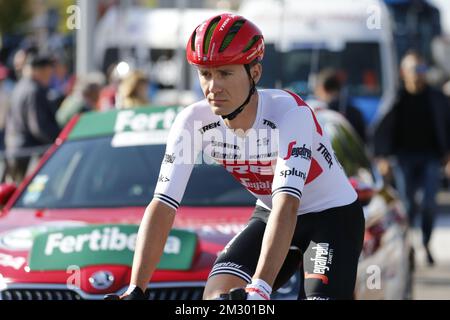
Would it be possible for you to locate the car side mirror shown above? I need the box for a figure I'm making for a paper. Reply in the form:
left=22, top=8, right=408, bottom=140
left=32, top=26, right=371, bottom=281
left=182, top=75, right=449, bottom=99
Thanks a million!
left=349, top=177, right=375, bottom=206
left=0, top=183, right=17, bottom=206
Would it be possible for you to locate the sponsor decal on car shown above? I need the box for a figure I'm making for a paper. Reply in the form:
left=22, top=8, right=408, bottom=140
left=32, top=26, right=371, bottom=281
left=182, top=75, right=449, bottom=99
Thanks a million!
left=0, top=253, right=26, bottom=270
left=68, top=106, right=182, bottom=146
left=0, top=222, right=87, bottom=251
left=28, top=225, right=197, bottom=271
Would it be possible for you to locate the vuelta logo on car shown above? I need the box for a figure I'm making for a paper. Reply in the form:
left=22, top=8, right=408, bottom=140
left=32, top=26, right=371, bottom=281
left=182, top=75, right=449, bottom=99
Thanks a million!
left=283, top=141, right=312, bottom=161
left=306, top=242, right=334, bottom=284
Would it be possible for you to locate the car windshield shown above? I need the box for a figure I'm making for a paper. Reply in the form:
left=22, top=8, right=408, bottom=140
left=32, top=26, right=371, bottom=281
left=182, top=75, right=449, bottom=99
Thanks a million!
left=260, top=42, right=382, bottom=97
left=15, top=137, right=255, bottom=209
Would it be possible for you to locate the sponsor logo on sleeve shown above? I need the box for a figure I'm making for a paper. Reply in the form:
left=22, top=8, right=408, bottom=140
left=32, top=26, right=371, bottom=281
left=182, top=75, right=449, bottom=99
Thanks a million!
left=283, top=141, right=312, bottom=161
left=280, top=168, right=306, bottom=180
left=317, top=143, right=333, bottom=169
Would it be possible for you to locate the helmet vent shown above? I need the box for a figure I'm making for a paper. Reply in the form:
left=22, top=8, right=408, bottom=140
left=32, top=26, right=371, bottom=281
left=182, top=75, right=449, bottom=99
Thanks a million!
left=204, top=17, right=222, bottom=55
left=190, top=30, right=196, bottom=52
left=219, top=20, right=245, bottom=52
left=243, top=35, right=261, bottom=52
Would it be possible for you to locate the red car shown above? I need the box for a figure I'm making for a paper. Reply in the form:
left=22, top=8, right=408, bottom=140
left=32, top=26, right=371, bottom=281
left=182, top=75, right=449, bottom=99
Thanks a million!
left=0, top=106, right=413, bottom=300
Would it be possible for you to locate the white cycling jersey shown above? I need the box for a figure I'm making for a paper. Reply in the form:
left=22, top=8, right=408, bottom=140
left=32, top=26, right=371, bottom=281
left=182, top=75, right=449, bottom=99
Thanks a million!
left=154, top=89, right=357, bottom=215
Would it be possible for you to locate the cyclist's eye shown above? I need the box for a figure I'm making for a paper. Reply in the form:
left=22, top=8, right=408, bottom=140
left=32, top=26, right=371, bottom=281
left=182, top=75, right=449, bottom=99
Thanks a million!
left=220, top=71, right=232, bottom=77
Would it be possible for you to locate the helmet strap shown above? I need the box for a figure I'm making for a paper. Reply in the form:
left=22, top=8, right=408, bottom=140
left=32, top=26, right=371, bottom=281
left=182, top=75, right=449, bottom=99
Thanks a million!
left=221, top=64, right=256, bottom=121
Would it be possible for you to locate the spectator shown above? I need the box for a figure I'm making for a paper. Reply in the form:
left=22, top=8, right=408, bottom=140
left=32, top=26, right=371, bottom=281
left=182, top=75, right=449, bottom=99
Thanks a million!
left=313, top=68, right=367, bottom=143
left=12, top=46, right=38, bottom=81
left=117, top=70, right=150, bottom=109
left=374, top=51, right=450, bottom=265
left=49, top=54, right=72, bottom=106
left=5, top=53, right=61, bottom=183
left=0, top=64, right=12, bottom=150
left=56, top=74, right=103, bottom=127
left=98, top=63, right=122, bottom=111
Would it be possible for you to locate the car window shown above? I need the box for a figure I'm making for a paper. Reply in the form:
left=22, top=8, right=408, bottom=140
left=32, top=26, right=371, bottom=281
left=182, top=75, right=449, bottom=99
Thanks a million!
left=15, top=137, right=255, bottom=209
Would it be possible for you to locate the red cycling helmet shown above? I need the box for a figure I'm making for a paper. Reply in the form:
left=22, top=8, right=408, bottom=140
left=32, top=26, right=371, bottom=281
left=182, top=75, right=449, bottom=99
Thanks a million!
left=186, top=13, right=264, bottom=67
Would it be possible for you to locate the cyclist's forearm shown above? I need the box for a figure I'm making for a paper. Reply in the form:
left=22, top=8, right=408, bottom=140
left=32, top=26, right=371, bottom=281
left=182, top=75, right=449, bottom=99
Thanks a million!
left=130, top=199, right=176, bottom=290
left=253, top=194, right=299, bottom=286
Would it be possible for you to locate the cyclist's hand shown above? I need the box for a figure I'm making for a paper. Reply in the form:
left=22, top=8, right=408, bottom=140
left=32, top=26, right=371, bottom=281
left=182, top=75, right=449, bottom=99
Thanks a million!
left=245, top=279, right=272, bottom=300
left=104, top=286, right=149, bottom=300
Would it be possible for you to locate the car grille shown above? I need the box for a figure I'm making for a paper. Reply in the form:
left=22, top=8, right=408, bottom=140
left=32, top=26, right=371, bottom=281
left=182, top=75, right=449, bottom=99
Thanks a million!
left=0, top=286, right=204, bottom=300
left=0, top=289, right=82, bottom=300
left=149, top=287, right=204, bottom=300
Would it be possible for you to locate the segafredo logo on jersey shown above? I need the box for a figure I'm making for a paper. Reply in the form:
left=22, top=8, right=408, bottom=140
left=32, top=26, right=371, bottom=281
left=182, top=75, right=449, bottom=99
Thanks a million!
left=283, top=141, right=312, bottom=161
left=114, top=109, right=178, bottom=133
left=306, top=242, right=334, bottom=284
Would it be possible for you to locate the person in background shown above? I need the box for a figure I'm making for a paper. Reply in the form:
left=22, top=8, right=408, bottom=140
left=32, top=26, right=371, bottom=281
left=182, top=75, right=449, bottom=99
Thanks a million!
left=313, top=68, right=367, bottom=143
left=0, top=64, right=12, bottom=151
left=374, top=51, right=450, bottom=265
left=98, top=63, right=122, bottom=111
left=4, top=53, right=61, bottom=183
left=56, top=73, right=103, bottom=127
left=49, top=54, right=72, bottom=107
left=117, top=70, right=150, bottom=109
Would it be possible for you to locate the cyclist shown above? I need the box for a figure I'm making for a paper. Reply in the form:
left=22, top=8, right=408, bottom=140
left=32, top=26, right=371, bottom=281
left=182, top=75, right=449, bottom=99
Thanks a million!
left=116, top=13, right=364, bottom=300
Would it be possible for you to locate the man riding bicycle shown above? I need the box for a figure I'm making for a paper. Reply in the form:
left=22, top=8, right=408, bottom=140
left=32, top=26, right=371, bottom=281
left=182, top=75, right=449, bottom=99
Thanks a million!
left=114, top=13, right=364, bottom=300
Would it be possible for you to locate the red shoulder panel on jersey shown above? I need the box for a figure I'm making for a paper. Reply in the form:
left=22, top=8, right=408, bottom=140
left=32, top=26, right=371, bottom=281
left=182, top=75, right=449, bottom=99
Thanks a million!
left=284, top=90, right=323, bottom=136
left=305, top=158, right=323, bottom=185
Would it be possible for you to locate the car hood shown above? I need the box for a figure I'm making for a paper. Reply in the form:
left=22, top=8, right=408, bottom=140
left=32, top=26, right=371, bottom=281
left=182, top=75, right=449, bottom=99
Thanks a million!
left=0, top=206, right=252, bottom=295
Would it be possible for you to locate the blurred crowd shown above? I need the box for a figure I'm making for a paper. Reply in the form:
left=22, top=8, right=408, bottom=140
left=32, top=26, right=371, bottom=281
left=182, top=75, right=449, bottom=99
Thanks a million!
left=0, top=45, right=153, bottom=183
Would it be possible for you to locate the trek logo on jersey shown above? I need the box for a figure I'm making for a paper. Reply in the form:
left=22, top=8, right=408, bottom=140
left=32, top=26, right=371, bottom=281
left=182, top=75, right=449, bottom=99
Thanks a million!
left=280, top=168, right=306, bottom=180
left=199, top=121, right=220, bottom=134
left=263, top=119, right=277, bottom=129
left=283, top=141, right=312, bottom=161
left=306, top=242, right=334, bottom=285
left=317, top=143, right=333, bottom=169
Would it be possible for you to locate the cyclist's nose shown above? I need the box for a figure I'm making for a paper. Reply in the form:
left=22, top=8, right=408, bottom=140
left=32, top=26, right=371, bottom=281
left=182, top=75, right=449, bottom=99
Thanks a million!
left=208, top=78, right=223, bottom=94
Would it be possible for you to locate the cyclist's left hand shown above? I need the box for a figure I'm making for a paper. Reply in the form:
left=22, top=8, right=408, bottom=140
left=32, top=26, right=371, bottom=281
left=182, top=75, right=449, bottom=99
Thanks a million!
left=245, top=279, right=272, bottom=300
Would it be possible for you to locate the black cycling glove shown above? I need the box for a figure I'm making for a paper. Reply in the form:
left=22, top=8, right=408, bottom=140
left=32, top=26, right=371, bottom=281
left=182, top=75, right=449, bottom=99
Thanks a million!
left=104, top=287, right=149, bottom=300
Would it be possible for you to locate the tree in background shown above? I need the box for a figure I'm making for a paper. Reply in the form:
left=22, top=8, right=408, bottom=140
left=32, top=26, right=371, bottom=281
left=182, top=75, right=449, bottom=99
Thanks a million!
left=0, top=0, right=31, bottom=35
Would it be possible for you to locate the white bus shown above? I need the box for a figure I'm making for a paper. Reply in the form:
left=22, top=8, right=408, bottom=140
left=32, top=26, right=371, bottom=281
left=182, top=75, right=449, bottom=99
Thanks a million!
left=239, top=0, right=398, bottom=124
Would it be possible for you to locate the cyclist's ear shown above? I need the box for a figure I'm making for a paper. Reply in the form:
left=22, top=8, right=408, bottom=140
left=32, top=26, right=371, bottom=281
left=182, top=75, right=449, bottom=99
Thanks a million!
left=250, top=63, right=262, bottom=85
